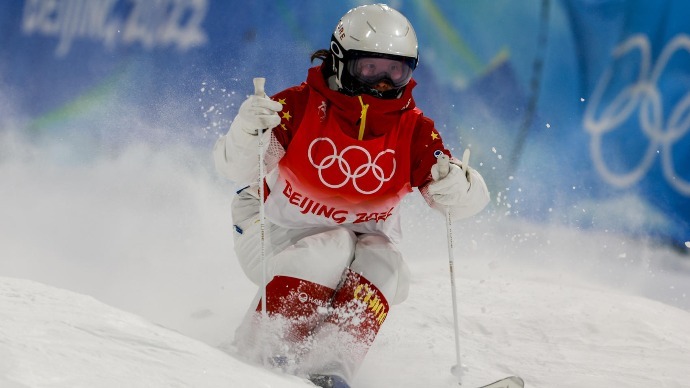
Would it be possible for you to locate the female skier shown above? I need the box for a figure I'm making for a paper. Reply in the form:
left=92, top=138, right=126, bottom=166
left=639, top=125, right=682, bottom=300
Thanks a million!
left=213, top=4, right=490, bottom=387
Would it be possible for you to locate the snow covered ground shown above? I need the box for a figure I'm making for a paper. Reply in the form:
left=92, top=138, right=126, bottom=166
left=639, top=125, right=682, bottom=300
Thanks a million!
left=1, top=135, right=689, bottom=387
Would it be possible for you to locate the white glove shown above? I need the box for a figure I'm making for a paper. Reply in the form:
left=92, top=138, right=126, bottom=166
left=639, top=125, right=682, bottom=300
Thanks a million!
left=428, top=153, right=470, bottom=206
left=214, top=79, right=283, bottom=183
left=231, top=94, right=282, bottom=136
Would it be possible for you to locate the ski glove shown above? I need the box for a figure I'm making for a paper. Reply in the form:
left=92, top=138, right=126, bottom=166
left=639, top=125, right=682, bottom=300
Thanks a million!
left=428, top=153, right=470, bottom=207
left=213, top=89, right=282, bottom=183
left=232, top=94, right=282, bottom=136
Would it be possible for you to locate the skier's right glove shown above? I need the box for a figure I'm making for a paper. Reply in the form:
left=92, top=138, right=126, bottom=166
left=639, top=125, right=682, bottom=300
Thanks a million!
left=231, top=94, right=283, bottom=137
left=213, top=92, right=283, bottom=182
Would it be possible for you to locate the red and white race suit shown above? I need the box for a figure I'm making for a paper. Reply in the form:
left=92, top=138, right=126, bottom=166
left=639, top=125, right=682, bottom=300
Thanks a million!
left=213, top=64, right=489, bottom=383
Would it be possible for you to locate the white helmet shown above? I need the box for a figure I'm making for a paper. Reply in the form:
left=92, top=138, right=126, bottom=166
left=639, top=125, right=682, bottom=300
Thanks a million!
left=330, top=4, right=419, bottom=98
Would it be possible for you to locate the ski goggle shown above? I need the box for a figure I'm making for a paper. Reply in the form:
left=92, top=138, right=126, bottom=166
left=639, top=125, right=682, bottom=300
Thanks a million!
left=347, top=55, right=415, bottom=88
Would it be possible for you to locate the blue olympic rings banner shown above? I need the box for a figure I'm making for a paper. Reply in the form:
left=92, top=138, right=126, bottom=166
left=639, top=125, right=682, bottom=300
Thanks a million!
left=0, top=0, right=688, bottom=248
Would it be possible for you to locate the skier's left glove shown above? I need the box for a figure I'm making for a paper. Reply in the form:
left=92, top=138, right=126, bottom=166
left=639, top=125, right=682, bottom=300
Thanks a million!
left=428, top=153, right=470, bottom=206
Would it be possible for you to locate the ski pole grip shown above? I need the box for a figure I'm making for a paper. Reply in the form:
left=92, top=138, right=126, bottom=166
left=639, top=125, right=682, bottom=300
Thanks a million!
left=253, top=77, right=266, bottom=98
left=437, top=154, right=450, bottom=180
left=461, top=149, right=470, bottom=170
left=461, top=148, right=471, bottom=180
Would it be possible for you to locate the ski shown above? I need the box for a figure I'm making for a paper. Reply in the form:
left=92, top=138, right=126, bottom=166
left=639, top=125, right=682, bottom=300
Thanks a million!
left=475, top=376, right=524, bottom=388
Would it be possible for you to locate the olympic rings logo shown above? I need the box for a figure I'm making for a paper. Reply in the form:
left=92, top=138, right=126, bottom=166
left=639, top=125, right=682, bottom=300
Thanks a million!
left=307, top=137, right=396, bottom=194
left=584, top=33, right=690, bottom=196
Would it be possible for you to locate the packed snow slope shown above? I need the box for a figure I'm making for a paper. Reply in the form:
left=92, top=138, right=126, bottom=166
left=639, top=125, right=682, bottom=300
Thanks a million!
left=1, top=135, right=689, bottom=387
left=0, top=277, right=307, bottom=388
left=2, top=258, right=689, bottom=388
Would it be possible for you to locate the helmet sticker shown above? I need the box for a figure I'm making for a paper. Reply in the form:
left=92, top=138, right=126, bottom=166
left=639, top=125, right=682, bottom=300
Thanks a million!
left=330, top=40, right=344, bottom=59
left=336, top=21, right=345, bottom=41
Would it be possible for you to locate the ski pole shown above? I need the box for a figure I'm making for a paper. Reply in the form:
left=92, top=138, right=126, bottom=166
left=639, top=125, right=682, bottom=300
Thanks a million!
left=441, top=149, right=471, bottom=384
left=253, top=77, right=268, bottom=322
left=446, top=204, right=462, bottom=383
